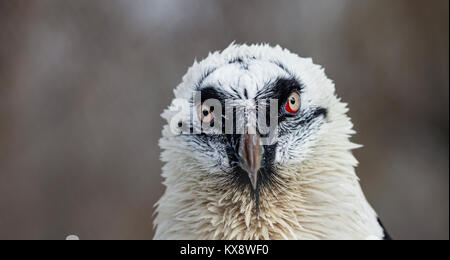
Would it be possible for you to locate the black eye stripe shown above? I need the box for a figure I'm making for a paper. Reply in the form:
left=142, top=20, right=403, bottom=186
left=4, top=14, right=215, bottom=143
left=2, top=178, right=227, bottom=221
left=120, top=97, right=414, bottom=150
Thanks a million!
left=194, top=77, right=306, bottom=129
left=197, top=86, right=230, bottom=104
left=278, top=106, right=328, bottom=135
left=256, top=77, right=303, bottom=105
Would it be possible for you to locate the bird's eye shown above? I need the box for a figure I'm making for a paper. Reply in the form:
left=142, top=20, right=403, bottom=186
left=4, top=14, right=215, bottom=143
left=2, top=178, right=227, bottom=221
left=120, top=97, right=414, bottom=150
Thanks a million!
left=198, top=104, right=214, bottom=124
left=285, top=92, right=301, bottom=115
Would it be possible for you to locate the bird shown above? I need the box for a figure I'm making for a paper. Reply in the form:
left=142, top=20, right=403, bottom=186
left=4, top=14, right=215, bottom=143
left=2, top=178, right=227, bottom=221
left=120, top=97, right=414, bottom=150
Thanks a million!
left=153, top=43, right=391, bottom=240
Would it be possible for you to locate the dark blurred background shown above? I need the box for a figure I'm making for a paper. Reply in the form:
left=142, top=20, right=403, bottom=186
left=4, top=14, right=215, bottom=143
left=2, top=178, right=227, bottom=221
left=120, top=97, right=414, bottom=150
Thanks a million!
left=0, top=0, right=448, bottom=240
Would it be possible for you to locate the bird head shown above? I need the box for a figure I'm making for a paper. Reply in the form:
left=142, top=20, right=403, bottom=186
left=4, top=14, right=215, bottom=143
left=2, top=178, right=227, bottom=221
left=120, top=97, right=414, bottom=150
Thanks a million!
left=156, top=44, right=382, bottom=240
left=161, top=43, right=344, bottom=194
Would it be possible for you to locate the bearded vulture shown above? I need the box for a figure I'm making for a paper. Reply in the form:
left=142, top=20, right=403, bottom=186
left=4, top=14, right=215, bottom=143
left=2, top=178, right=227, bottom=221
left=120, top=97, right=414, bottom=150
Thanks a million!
left=153, top=43, right=391, bottom=240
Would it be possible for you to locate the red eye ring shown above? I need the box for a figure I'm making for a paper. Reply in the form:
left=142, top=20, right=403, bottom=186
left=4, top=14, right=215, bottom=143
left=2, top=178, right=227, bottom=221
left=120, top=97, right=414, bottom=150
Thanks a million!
left=285, top=92, right=300, bottom=114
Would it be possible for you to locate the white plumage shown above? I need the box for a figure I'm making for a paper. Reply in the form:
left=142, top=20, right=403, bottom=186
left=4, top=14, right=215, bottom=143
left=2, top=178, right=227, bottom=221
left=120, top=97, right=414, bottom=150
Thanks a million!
left=154, top=43, right=388, bottom=240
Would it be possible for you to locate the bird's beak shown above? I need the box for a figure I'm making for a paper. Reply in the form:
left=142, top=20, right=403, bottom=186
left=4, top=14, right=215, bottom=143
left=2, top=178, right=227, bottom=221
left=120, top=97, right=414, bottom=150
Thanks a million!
left=238, top=133, right=264, bottom=190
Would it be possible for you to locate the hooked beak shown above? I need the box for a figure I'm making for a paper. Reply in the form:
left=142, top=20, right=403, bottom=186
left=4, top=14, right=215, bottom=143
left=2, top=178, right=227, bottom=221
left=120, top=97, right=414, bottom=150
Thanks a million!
left=238, top=133, right=264, bottom=190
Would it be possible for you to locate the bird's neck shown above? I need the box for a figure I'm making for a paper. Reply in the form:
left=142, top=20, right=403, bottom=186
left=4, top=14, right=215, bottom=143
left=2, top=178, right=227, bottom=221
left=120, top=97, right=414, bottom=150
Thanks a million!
left=155, top=140, right=382, bottom=239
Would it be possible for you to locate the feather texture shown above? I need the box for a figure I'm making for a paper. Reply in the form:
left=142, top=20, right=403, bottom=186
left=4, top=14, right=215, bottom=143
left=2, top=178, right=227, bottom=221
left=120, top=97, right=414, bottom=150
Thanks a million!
left=154, top=43, right=384, bottom=240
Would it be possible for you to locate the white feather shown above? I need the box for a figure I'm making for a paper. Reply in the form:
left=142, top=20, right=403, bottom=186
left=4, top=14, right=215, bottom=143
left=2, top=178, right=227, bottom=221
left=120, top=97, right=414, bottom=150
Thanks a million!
left=154, top=43, right=384, bottom=240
